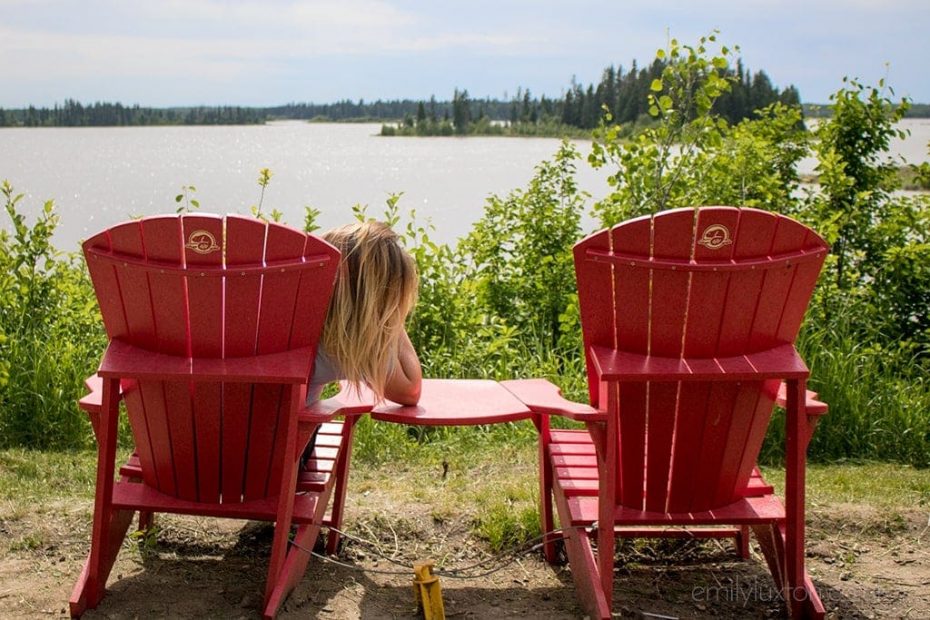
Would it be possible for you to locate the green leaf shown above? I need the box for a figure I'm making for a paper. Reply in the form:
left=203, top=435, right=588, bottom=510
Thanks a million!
left=648, top=105, right=660, bottom=117
left=175, top=194, right=183, bottom=203
left=650, top=79, right=663, bottom=92
left=656, top=48, right=666, bottom=59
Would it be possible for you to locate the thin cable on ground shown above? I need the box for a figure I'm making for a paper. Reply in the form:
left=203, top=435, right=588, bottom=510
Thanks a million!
left=287, top=540, right=415, bottom=576
left=286, top=526, right=587, bottom=579
left=155, top=518, right=590, bottom=579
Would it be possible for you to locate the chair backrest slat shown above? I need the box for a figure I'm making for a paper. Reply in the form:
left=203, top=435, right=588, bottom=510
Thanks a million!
left=108, top=222, right=157, bottom=350
left=606, top=218, right=651, bottom=507
left=225, top=215, right=267, bottom=356
left=610, top=217, right=651, bottom=354
left=684, top=210, right=772, bottom=511
left=674, top=214, right=737, bottom=510
left=245, top=223, right=306, bottom=501
left=141, top=217, right=188, bottom=356
left=640, top=211, right=693, bottom=511
left=574, top=207, right=827, bottom=512
left=220, top=216, right=267, bottom=503
left=183, top=215, right=225, bottom=357
left=141, top=216, right=200, bottom=501
left=257, top=223, right=308, bottom=354
left=108, top=221, right=180, bottom=496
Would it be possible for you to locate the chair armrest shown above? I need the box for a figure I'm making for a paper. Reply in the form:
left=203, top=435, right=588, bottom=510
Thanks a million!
left=590, top=343, right=809, bottom=382
left=300, top=381, right=375, bottom=420
left=78, top=374, right=129, bottom=415
left=774, top=382, right=828, bottom=416
left=501, top=378, right=604, bottom=421
left=98, top=339, right=315, bottom=384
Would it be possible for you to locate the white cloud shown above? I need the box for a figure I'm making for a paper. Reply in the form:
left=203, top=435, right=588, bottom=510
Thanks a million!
left=0, top=28, right=272, bottom=80
left=1, top=0, right=927, bottom=104
left=0, top=0, right=554, bottom=85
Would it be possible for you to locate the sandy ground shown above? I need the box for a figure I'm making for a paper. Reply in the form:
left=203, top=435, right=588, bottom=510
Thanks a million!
left=1, top=482, right=928, bottom=619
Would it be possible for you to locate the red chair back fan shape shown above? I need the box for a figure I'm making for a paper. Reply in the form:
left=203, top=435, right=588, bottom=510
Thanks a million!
left=537, top=206, right=830, bottom=619
left=70, top=215, right=358, bottom=619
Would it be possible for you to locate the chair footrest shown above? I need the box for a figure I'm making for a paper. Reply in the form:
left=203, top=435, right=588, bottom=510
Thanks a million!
left=614, top=526, right=744, bottom=539
left=297, top=421, right=347, bottom=493
left=548, top=429, right=777, bottom=504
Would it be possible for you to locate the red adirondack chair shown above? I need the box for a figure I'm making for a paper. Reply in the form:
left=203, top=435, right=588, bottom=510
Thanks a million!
left=514, top=207, right=830, bottom=618
left=70, top=215, right=366, bottom=619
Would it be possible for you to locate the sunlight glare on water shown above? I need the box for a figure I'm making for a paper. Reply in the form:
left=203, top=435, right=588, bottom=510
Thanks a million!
left=0, top=122, right=601, bottom=251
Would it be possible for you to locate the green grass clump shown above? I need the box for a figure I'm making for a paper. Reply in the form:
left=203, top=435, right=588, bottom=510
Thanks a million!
left=0, top=448, right=102, bottom=501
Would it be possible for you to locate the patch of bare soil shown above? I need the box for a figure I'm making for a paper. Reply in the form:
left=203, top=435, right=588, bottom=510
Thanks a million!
left=1, top=494, right=927, bottom=618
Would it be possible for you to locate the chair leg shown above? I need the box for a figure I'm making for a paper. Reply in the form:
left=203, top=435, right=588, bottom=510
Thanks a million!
left=127, top=475, right=154, bottom=532
left=534, top=414, right=558, bottom=564
left=71, top=378, right=129, bottom=617
left=138, top=511, right=154, bottom=531
left=262, top=386, right=304, bottom=618
left=262, top=522, right=325, bottom=619
left=752, top=523, right=786, bottom=593
left=553, top=486, right=610, bottom=620
left=70, top=505, right=136, bottom=617
left=263, top=454, right=334, bottom=619
left=752, top=523, right=824, bottom=618
left=325, top=415, right=358, bottom=555
left=784, top=379, right=825, bottom=619
left=736, top=525, right=751, bottom=559
left=596, top=519, right=615, bottom=615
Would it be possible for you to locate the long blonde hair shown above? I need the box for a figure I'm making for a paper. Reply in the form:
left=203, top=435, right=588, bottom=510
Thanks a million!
left=321, top=221, right=418, bottom=399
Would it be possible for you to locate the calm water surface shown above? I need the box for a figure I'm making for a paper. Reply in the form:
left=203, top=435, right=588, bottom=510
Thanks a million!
left=0, top=122, right=601, bottom=250
left=1, top=119, right=927, bottom=251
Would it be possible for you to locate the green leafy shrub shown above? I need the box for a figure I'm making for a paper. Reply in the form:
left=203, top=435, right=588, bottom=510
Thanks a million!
left=461, top=142, right=584, bottom=353
left=0, top=182, right=106, bottom=449
left=590, top=34, right=808, bottom=225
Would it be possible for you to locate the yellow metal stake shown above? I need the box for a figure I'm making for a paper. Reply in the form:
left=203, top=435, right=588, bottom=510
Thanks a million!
left=412, top=560, right=445, bottom=620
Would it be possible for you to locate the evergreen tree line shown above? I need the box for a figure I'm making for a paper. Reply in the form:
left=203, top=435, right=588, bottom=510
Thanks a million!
left=388, top=60, right=801, bottom=135
left=483, top=58, right=800, bottom=131
left=0, top=99, right=264, bottom=127
left=0, top=59, right=856, bottom=130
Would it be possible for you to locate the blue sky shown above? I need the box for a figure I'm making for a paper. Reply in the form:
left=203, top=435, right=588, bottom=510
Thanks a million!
left=1, top=0, right=927, bottom=107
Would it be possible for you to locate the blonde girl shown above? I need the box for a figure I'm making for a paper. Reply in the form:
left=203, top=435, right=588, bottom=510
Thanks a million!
left=307, top=220, right=422, bottom=407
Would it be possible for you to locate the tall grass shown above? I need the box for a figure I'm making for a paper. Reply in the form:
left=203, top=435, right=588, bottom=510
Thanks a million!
left=803, top=314, right=929, bottom=466
left=760, top=304, right=930, bottom=467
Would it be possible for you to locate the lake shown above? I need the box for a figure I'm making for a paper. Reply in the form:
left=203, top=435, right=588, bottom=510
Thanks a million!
left=1, top=119, right=928, bottom=251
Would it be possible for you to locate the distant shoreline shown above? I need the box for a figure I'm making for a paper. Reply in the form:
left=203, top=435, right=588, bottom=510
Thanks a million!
left=2, top=95, right=928, bottom=130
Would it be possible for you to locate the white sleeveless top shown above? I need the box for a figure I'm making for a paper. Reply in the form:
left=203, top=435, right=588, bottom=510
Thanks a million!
left=306, top=347, right=343, bottom=404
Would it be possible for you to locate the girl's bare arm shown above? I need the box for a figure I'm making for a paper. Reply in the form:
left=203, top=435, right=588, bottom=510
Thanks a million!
left=383, top=329, right=422, bottom=405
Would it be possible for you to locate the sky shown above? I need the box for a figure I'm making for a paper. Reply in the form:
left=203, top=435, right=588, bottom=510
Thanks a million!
left=1, top=0, right=928, bottom=108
